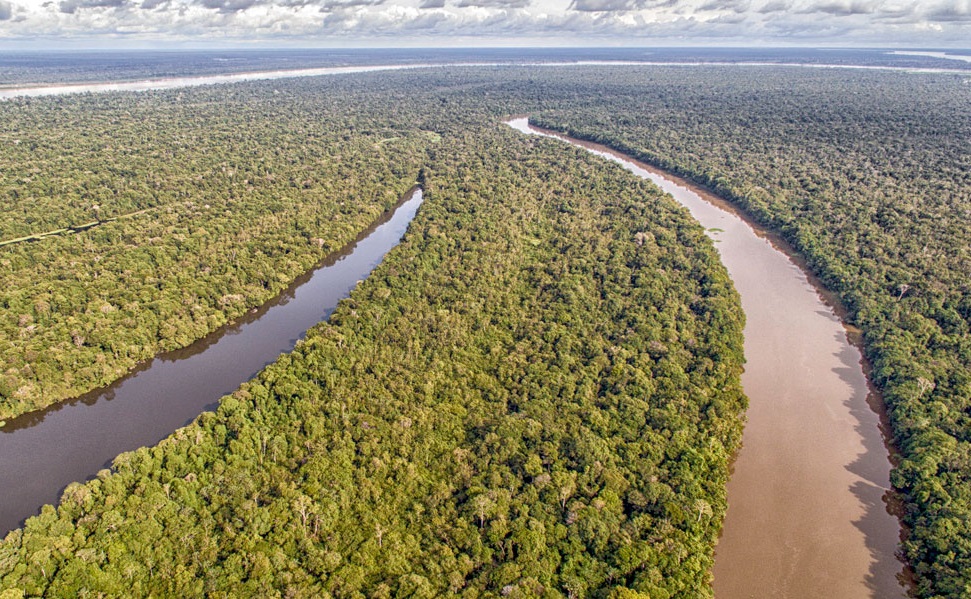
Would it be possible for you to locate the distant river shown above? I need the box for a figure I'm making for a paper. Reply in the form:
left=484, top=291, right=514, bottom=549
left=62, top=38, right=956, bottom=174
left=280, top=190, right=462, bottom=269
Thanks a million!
left=0, top=64, right=427, bottom=99
left=1, top=60, right=966, bottom=100
left=0, top=188, right=422, bottom=536
left=507, top=118, right=908, bottom=598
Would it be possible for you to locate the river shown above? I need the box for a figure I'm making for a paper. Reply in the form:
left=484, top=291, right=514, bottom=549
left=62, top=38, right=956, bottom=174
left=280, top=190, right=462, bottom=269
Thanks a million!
left=0, top=106, right=911, bottom=593
left=1, top=60, right=966, bottom=101
left=506, top=118, right=907, bottom=598
left=0, top=188, right=422, bottom=536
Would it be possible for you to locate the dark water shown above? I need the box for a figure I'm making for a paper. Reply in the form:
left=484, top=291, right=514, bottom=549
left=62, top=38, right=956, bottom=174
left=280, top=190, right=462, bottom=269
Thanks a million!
left=507, top=119, right=907, bottom=598
left=0, top=188, right=422, bottom=536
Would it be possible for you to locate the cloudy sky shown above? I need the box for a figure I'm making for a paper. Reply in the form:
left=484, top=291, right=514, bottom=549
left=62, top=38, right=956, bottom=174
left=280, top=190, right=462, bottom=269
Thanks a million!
left=1, top=0, right=969, bottom=47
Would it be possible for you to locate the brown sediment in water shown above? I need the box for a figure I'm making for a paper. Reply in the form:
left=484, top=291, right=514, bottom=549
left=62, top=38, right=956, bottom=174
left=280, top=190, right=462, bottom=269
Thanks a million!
left=507, top=117, right=911, bottom=598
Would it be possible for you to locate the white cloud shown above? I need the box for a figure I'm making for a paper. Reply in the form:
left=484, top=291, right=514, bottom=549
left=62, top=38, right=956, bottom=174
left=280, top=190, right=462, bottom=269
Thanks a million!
left=1, top=0, right=970, bottom=45
left=568, top=0, right=675, bottom=12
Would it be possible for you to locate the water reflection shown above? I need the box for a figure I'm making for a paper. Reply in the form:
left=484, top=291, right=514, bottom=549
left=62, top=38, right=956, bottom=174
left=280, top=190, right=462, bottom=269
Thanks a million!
left=507, top=117, right=906, bottom=598
left=0, top=188, right=422, bottom=535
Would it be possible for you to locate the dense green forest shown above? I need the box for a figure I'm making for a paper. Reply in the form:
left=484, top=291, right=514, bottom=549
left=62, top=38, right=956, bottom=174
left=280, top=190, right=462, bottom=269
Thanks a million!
left=0, top=72, right=746, bottom=596
left=527, top=66, right=971, bottom=597
left=0, top=86, right=428, bottom=420
left=4, top=64, right=969, bottom=597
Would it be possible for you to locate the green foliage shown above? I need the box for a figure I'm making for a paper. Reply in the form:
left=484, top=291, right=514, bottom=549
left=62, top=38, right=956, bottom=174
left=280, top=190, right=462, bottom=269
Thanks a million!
left=0, top=77, right=745, bottom=597
left=530, top=66, right=971, bottom=598
left=0, top=86, right=426, bottom=419
left=8, top=61, right=968, bottom=596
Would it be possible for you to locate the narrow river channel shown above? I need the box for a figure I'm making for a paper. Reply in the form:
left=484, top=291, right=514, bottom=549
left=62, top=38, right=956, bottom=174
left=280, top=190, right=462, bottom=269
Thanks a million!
left=507, top=118, right=907, bottom=598
left=0, top=188, right=423, bottom=536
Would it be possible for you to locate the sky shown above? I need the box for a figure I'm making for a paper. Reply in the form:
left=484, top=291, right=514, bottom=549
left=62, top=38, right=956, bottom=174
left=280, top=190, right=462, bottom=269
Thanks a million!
left=1, top=0, right=970, bottom=48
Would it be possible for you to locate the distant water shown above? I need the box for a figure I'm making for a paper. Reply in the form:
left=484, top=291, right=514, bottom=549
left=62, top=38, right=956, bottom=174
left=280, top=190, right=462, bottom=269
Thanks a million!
left=1, top=47, right=968, bottom=98
left=890, top=50, right=971, bottom=64
left=0, top=64, right=426, bottom=99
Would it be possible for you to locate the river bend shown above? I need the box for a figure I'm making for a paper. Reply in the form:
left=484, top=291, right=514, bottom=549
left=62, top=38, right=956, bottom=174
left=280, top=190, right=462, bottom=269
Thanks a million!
left=507, top=118, right=906, bottom=598
left=0, top=188, right=423, bottom=536
left=1, top=114, right=909, bottom=596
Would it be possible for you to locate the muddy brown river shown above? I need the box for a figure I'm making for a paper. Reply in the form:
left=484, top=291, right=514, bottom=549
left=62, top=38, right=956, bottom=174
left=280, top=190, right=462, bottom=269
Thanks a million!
left=0, top=105, right=909, bottom=597
left=0, top=188, right=422, bottom=536
left=507, top=118, right=907, bottom=598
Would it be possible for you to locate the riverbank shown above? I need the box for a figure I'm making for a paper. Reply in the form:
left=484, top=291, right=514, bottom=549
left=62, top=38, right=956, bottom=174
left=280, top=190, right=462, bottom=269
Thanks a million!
left=0, top=119, right=749, bottom=596
left=507, top=117, right=909, bottom=598
left=0, top=188, right=423, bottom=535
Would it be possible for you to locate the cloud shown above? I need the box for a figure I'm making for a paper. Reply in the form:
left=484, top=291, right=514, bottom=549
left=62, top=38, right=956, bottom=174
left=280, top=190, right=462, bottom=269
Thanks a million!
left=568, top=0, right=675, bottom=12
left=323, top=0, right=386, bottom=8
left=396, top=7, right=449, bottom=26
left=797, top=0, right=880, bottom=16
left=196, top=0, right=259, bottom=12
left=758, top=0, right=789, bottom=12
left=456, top=0, right=529, bottom=7
left=2, top=0, right=971, bottom=47
left=709, top=10, right=747, bottom=21
left=186, top=0, right=387, bottom=12
left=871, top=4, right=918, bottom=23
left=699, top=0, right=749, bottom=12
left=925, top=2, right=971, bottom=22
left=58, top=0, right=128, bottom=12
